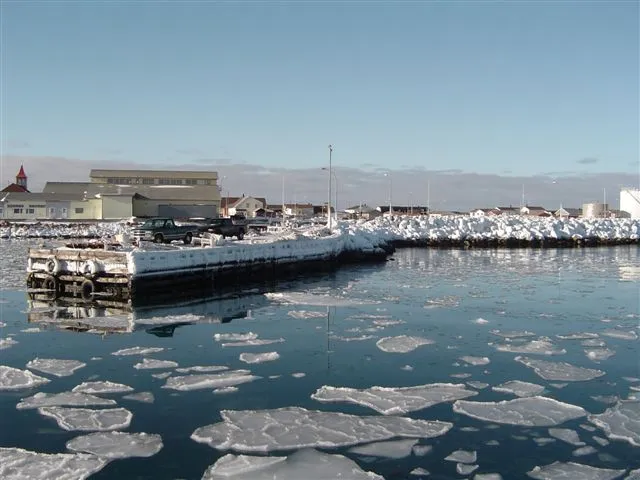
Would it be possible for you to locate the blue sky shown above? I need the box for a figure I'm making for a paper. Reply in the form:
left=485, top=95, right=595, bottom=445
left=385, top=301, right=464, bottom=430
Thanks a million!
left=1, top=1, right=638, bottom=208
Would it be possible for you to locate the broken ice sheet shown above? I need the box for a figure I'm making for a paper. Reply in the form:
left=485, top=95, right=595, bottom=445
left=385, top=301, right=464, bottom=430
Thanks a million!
left=556, top=333, right=600, bottom=340
left=133, top=358, right=179, bottom=370
left=311, top=383, right=478, bottom=415
left=348, top=438, right=418, bottom=460
left=585, top=348, right=616, bottom=362
left=214, top=332, right=258, bottom=342
left=600, top=329, right=638, bottom=341
left=526, top=461, right=625, bottom=480
left=38, top=406, right=132, bottom=431
left=26, top=358, right=86, bottom=377
left=0, top=337, right=18, bottom=349
left=547, top=428, right=584, bottom=446
left=175, top=365, right=228, bottom=373
left=0, top=366, right=50, bottom=391
left=492, top=380, right=545, bottom=398
left=572, top=445, right=597, bottom=456
left=201, top=449, right=383, bottom=479
left=444, top=449, right=477, bottom=463
left=239, top=352, right=280, bottom=364
left=222, top=338, right=285, bottom=348
left=265, top=291, right=379, bottom=307
left=72, top=381, right=134, bottom=394
left=588, top=400, right=640, bottom=447
left=163, top=370, right=260, bottom=391
left=460, top=356, right=491, bottom=366
left=515, top=356, right=606, bottom=381
left=376, top=335, right=434, bottom=353
left=453, top=396, right=587, bottom=426
left=66, top=432, right=163, bottom=459
left=192, top=406, right=452, bottom=453
left=122, top=391, right=155, bottom=403
left=0, top=447, right=108, bottom=480
left=287, top=310, right=326, bottom=319
left=493, top=339, right=566, bottom=356
left=17, top=392, right=116, bottom=410
left=111, top=346, right=164, bottom=356
left=491, top=330, right=536, bottom=339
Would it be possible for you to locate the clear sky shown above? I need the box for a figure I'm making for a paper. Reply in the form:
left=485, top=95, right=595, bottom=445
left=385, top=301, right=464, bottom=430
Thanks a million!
left=1, top=1, right=638, bottom=195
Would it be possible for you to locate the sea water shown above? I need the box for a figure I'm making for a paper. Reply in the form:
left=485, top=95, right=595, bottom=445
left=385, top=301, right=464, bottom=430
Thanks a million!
left=0, top=240, right=638, bottom=479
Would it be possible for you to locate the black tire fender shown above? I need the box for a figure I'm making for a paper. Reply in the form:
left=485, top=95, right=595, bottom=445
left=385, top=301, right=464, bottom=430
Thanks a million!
left=80, top=279, right=95, bottom=301
left=43, top=275, right=59, bottom=297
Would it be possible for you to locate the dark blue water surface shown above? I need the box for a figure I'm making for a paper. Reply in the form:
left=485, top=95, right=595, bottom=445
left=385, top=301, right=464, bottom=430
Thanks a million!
left=1, top=241, right=639, bottom=479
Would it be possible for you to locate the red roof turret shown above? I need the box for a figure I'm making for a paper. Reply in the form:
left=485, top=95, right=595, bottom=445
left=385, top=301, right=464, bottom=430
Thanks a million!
left=16, top=165, right=27, bottom=178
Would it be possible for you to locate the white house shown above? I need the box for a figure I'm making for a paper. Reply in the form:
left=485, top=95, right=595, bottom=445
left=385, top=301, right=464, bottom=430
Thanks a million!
left=222, top=196, right=266, bottom=218
left=620, top=188, right=640, bottom=219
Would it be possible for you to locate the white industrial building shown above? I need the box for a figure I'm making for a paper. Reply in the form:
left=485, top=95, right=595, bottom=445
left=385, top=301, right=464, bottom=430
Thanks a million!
left=620, top=188, right=640, bottom=219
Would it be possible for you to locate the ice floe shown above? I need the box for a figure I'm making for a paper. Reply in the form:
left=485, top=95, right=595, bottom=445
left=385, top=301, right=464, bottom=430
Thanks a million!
left=122, top=391, right=155, bottom=403
left=201, top=449, right=383, bottom=479
left=467, top=381, right=490, bottom=389
left=445, top=449, right=477, bottom=463
left=287, top=310, right=326, bottom=319
left=214, top=332, right=258, bottom=342
left=491, top=330, right=536, bottom=339
left=111, top=346, right=165, bottom=356
left=221, top=338, right=285, bottom=347
left=72, top=381, right=134, bottom=394
left=133, top=358, right=179, bottom=370
left=17, top=392, right=116, bottom=410
left=473, top=317, right=489, bottom=325
left=492, top=380, right=545, bottom=398
left=585, top=348, right=616, bottom=362
left=38, top=406, right=133, bottom=431
left=191, top=406, right=453, bottom=452
left=474, top=474, right=503, bottom=480
left=376, top=335, right=434, bottom=353
left=548, top=428, right=585, bottom=446
left=0, top=337, right=18, bottom=349
left=527, top=461, right=625, bottom=479
left=573, top=445, right=597, bottom=456
left=66, top=432, right=163, bottom=459
left=311, top=383, right=478, bottom=415
left=409, top=467, right=430, bottom=477
left=265, top=291, right=378, bottom=307
left=601, top=329, right=638, bottom=341
left=163, top=370, right=260, bottom=391
left=0, top=447, right=108, bottom=480
left=627, top=469, right=640, bottom=480
left=582, top=339, right=607, bottom=347
left=333, top=334, right=376, bottom=342
left=151, top=372, right=171, bottom=379
left=494, top=339, right=566, bottom=355
left=515, top=356, right=606, bottom=381
left=458, top=463, right=479, bottom=475
left=348, top=438, right=418, bottom=460
left=588, top=400, right=640, bottom=447
left=214, top=386, right=239, bottom=395
left=175, top=365, right=229, bottom=373
left=557, top=333, right=600, bottom=340
left=239, top=352, right=280, bottom=364
left=460, top=356, right=491, bottom=366
left=26, top=358, right=86, bottom=377
left=0, top=365, right=50, bottom=390
left=291, top=372, right=306, bottom=378
left=453, top=396, right=587, bottom=426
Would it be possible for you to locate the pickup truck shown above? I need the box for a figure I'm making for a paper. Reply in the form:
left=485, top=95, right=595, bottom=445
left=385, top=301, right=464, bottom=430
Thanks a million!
left=132, top=217, right=198, bottom=244
left=198, top=217, right=246, bottom=240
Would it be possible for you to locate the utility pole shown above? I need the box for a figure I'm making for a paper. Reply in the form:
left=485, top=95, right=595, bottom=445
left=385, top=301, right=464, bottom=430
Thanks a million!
left=328, top=145, right=333, bottom=229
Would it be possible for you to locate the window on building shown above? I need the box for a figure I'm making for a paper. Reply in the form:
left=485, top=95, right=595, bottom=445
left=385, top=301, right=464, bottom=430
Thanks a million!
left=13, top=208, right=23, bottom=214
left=142, top=178, right=156, bottom=185
left=75, top=207, right=84, bottom=214
left=185, top=179, right=197, bottom=185
left=197, top=179, right=211, bottom=185
left=26, top=208, right=35, bottom=214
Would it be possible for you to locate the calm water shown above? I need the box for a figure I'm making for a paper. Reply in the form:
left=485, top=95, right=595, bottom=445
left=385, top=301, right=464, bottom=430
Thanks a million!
left=1, top=241, right=639, bottom=479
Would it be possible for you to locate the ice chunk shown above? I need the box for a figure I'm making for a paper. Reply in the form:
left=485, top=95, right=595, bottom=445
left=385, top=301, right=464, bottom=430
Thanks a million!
left=163, top=370, right=260, bottom=391
left=214, top=332, right=258, bottom=342
left=348, top=438, right=418, bottom=459
left=222, top=338, right=285, bottom=347
left=291, top=372, right=306, bottom=378
left=453, top=396, right=587, bottom=426
left=72, top=381, right=134, bottom=394
left=201, top=449, right=383, bottom=479
left=0, top=447, right=108, bottom=480
left=133, top=358, right=179, bottom=370
left=626, top=469, right=640, bottom=480
left=601, top=329, right=638, bottom=341
left=111, top=346, right=164, bottom=356
left=527, top=461, right=625, bottom=479
left=458, top=463, right=479, bottom=475
left=473, top=318, right=489, bottom=325
left=151, top=372, right=171, bottom=379
left=533, top=438, right=556, bottom=446
left=239, top=352, right=280, bottom=364
left=593, top=436, right=609, bottom=446
left=548, top=428, right=584, bottom=446
left=333, top=335, right=376, bottom=342
left=122, top=391, right=154, bottom=403
left=409, top=467, right=430, bottom=476
left=176, top=365, right=229, bottom=373
left=474, top=475, right=503, bottom=480
left=491, top=330, right=536, bottom=339
left=412, top=444, right=433, bottom=456
left=585, top=348, right=616, bottom=362
left=592, top=395, right=619, bottom=405
left=376, top=335, right=434, bottom=353
left=26, top=358, right=86, bottom=377
left=556, top=333, right=600, bottom=340
left=573, top=446, right=597, bottom=456
left=67, top=432, right=163, bottom=459
left=21, top=327, right=41, bottom=333
left=492, top=380, right=545, bottom=398
left=460, top=356, right=491, bottom=366
left=17, top=392, right=116, bottom=410
left=445, top=449, right=477, bottom=463
left=265, top=292, right=378, bottom=307
left=467, top=381, right=490, bottom=389
left=214, top=386, right=239, bottom=395
left=311, top=383, right=478, bottom=415
left=192, top=406, right=452, bottom=452
left=494, top=339, right=566, bottom=355
left=515, top=356, right=605, bottom=381
left=450, top=373, right=472, bottom=379
left=38, top=406, right=132, bottom=431
left=0, top=337, right=18, bottom=349
left=588, top=400, right=640, bottom=447
left=0, top=366, right=50, bottom=391
left=372, top=319, right=405, bottom=326
left=287, top=310, right=326, bottom=319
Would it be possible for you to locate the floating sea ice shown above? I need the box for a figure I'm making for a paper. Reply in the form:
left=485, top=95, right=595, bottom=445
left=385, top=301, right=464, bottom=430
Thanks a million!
left=626, top=469, right=640, bottom=480
left=111, top=346, right=164, bottom=356
left=372, top=319, right=405, bottom=326
left=287, top=310, right=327, bottom=319
left=20, top=328, right=41, bottom=333
left=494, top=339, right=566, bottom=356
left=451, top=373, right=472, bottom=379
left=38, top=407, right=132, bottom=431
left=214, top=332, right=258, bottom=342
left=291, top=372, right=305, bottom=378
left=0, top=337, right=18, bottom=349
left=458, top=463, right=479, bottom=475
left=192, top=406, right=453, bottom=453
left=485, top=440, right=501, bottom=446
left=409, top=467, right=430, bottom=477
left=134, top=358, right=179, bottom=370
left=201, top=449, right=383, bottom=480
left=445, top=449, right=477, bottom=463
left=348, top=438, right=418, bottom=460
left=163, top=370, right=260, bottom=391
left=583, top=339, right=608, bottom=347
left=151, top=372, right=172, bottom=380
left=492, top=380, right=545, bottom=398
left=412, top=444, right=433, bottom=456
left=134, top=313, right=202, bottom=325
left=122, top=391, right=155, bottom=403
left=453, top=397, right=587, bottom=427
left=556, top=333, right=600, bottom=340
left=0, top=366, right=50, bottom=391
left=515, top=356, right=606, bottom=381
left=585, top=348, right=616, bottom=362
left=533, top=438, right=556, bottom=446
left=548, top=428, right=584, bottom=446
left=67, top=432, right=163, bottom=459
left=424, top=296, right=459, bottom=308
left=573, top=446, right=597, bottom=457
left=491, top=330, right=536, bottom=339
left=580, top=424, right=597, bottom=432
left=601, top=330, right=638, bottom=341
left=214, top=386, right=239, bottom=395
left=265, top=292, right=379, bottom=307
left=222, top=338, right=285, bottom=348
left=468, top=381, right=490, bottom=389
left=376, top=335, right=434, bottom=353
left=460, top=356, right=491, bottom=366
left=474, top=474, right=503, bottom=480
left=239, top=352, right=280, bottom=364
left=588, top=400, right=640, bottom=447
left=72, top=381, right=134, bottom=394
left=26, top=358, right=86, bottom=377
left=473, top=318, right=489, bottom=325
left=332, top=335, right=376, bottom=342
left=176, top=365, right=229, bottom=373
left=312, top=383, right=478, bottom=415
left=593, top=436, right=609, bottom=446
left=17, top=392, right=116, bottom=410
left=592, top=395, right=619, bottom=405
left=526, top=461, right=625, bottom=480
left=0, top=447, right=108, bottom=480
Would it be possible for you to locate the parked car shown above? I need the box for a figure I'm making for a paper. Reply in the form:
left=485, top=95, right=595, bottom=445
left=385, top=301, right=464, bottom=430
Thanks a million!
left=198, top=217, right=246, bottom=240
left=132, top=217, right=198, bottom=244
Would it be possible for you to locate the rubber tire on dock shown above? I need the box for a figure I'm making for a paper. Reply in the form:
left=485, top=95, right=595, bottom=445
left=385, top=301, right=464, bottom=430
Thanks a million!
left=80, top=279, right=95, bottom=301
left=154, top=233, right=164, bottom=244
left=183, top=232, right=193, bottom=244
left=42, top=275, right=60, bottom=299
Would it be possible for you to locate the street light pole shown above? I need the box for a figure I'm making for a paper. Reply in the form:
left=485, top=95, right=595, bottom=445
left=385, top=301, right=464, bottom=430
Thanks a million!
left=328, top=145, right=333, bottom=229
left=384, top=172, right=392, bottom=216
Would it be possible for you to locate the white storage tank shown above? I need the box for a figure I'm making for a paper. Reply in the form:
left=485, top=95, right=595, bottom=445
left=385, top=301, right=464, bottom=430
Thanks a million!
left=582, top=202, right=608, bottom=218
left=620, top=189, right=640, bottom=219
